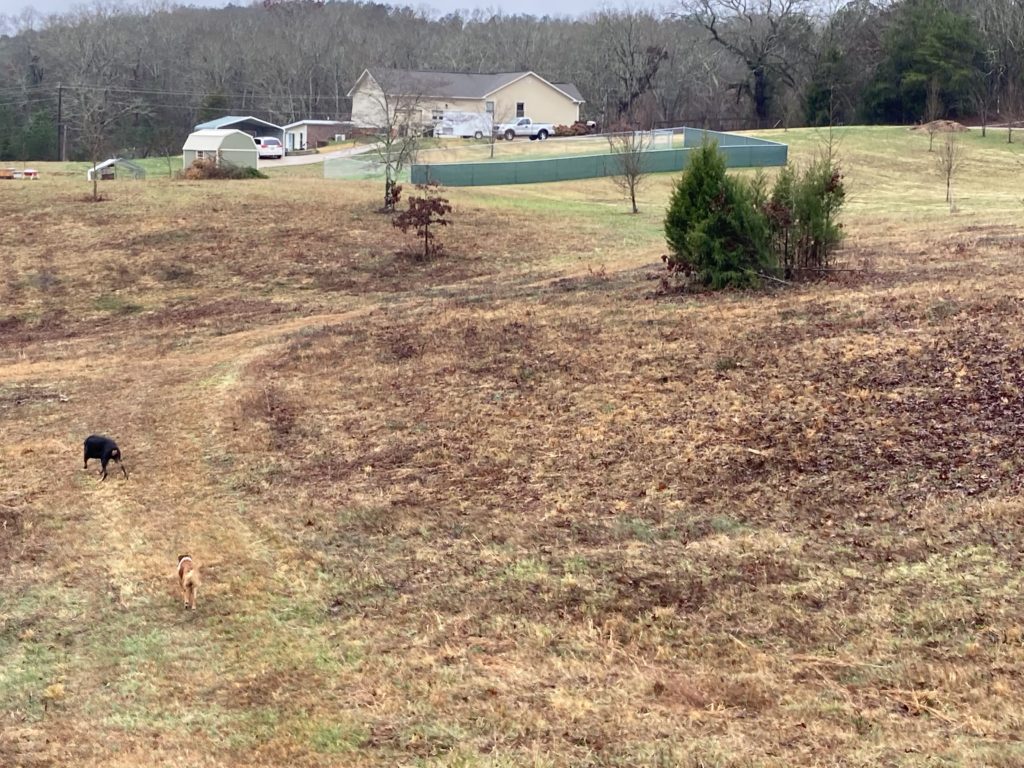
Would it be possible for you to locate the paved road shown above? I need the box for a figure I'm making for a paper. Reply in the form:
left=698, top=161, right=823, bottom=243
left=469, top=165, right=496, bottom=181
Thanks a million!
left=262, top=142, right=379, bottom=167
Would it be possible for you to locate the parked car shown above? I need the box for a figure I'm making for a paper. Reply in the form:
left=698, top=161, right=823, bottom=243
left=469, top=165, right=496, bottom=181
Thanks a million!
left=254, top=136, right=285, bottom=159
left=495, top=117, right=555, bottom=141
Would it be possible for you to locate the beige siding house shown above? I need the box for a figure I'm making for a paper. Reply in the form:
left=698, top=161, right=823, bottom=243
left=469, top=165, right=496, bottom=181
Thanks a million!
left=347, top=69, right=584, bottom=130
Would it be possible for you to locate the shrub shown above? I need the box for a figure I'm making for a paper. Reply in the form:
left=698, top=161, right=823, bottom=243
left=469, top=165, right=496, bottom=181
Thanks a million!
left=181, top=158, right=267, bottom=180
left=664, top=141, right=774, bottom=289
left=765, top=157, right=845, bottom=278
left=392, top=182, right=452, bottom=261
left=664, top=142, right=846, bottom=289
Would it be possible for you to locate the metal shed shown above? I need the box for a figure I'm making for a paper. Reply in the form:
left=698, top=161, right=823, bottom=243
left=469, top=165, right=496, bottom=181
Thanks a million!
left=182, top=129, right=259, bottom=170
left=193, top=115, right=284, bottom=141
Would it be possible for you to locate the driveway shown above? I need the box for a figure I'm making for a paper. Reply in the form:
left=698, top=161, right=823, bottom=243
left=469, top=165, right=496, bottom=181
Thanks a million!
left=262, top=142, right=379, bottom=167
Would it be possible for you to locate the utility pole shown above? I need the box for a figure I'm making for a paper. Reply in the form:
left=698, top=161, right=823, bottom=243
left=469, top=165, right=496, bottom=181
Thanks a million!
left=56, top=83, right=63, bottom=161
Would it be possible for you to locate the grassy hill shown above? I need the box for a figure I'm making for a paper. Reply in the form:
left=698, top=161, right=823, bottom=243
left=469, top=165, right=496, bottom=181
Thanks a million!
left=2, top=126, right=1024, bottom=767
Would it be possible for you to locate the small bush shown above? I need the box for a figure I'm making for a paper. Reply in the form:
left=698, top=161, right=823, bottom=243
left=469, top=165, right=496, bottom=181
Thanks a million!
left=664, top=141, right=774, bottom=289
left=714, top=355, right=740, bottom=372
left=765, top=157, right=845, bottom=278
left=181, top=158, right=267, bottom=180
left=392, top=182, right=452, bottom=261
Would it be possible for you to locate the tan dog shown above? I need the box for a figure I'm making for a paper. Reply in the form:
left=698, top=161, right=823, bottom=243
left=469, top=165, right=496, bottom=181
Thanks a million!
left=177, top=554, right=199, bottom=610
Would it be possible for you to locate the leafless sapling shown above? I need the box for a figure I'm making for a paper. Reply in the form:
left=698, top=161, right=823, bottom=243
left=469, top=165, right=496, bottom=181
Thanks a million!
left=607, top=124, right=652, bottom=214
left=935, top=132, right=964, bottom=211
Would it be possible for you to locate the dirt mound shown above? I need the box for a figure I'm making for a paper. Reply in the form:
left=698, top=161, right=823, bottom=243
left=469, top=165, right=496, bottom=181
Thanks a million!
left=911, top=119, right=969, bottom=133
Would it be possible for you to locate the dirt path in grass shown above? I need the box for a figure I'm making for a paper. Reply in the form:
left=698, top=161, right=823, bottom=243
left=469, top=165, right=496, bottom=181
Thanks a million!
left=4, top=295, right=385, bottom=762
left=6, top=336, right=282, bottom=761
left=5, top=252, right=663, bottom=764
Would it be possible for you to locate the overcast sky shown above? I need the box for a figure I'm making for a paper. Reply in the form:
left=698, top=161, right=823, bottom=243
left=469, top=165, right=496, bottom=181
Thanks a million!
left=8, top=0, right=634, bottom=21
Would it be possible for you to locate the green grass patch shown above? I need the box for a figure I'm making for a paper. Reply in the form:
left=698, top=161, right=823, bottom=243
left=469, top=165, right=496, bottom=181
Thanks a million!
left=94, top=293, right=144, bottom=315
left=299, top=716, right=368, bottom=754
left=102, top=700, right=236, bottom=736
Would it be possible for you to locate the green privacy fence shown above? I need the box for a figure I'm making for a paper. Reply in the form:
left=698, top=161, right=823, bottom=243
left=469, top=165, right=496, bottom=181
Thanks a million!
left=409, top=128, right=787, bottom=187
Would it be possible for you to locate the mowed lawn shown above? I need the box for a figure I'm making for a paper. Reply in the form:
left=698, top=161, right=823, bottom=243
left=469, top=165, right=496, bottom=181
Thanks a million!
left=2, top=126, right=1024, bottom=767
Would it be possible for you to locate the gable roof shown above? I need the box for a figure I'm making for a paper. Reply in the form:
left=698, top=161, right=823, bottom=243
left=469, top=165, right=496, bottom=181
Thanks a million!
left=194, top=115, right=283, bottom=131
left=348, top=69, right=584, bottom=104
left=183, top=129, right=256, bottom=150
left=553, top=83, right=584, bottom=102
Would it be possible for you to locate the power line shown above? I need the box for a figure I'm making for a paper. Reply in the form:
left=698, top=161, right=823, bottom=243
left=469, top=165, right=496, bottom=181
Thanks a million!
left=0, top=84, right=55, bottom=98
left=0, top=96, right=59, bottom=107
left=45, top=82, right=354, bottom=101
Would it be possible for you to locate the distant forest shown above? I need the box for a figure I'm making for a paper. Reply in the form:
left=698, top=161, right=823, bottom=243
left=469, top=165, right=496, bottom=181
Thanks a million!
left=1, top=0, right=1022, bottom=160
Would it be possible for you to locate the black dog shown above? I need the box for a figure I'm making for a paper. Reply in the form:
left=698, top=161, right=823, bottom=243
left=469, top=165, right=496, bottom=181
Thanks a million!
left=83, top=435, right=129, bottom=480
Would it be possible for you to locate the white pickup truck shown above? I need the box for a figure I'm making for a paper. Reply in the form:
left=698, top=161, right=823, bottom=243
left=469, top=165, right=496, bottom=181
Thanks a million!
left=495, top=117, right=555, bottom=141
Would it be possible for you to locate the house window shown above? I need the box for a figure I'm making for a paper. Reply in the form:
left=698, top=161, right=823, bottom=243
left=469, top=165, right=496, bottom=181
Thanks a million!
left=485, top=101, right=495, bottom=114
left=195, top=150, right=207, bottom=160
left=516, top=102, right=525, bottom=117
left=431, top=109, right=444, bottom=122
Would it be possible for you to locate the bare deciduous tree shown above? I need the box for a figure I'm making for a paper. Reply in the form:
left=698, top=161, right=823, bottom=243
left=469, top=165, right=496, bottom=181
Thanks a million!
left=53, top=8, right=147, bottom=199
left=924, top=77, right=942, bottom=151
left=975, top=0, right=1024, bottom=142
left=1005, top=79, right=1023, bottom=145
left=935, top=132, right=964, bottom=210
left=69, top=87, right=146, bottom=200
left=596, top=9, right=668, bottom=124
left=970, top=50, right=1001, bottom=138
left=607, top=124, right=652, bottom=213
left=362, top=70, right=444, bottom=212
left=680, top=0, right=817, bottom=125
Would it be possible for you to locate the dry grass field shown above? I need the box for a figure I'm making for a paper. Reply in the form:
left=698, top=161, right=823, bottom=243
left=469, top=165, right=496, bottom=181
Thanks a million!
left=2, top=126, right=1024, bottom=767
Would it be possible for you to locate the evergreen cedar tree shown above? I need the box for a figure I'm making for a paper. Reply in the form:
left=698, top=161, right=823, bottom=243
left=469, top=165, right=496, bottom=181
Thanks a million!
left=664, top=142, right=773, bottom=289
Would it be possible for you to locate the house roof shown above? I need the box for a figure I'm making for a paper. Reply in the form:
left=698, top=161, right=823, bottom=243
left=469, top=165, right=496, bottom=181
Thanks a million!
left=194, top=115, right=283, bottom=131
left=348, top=69, right=585, bottom=104
left=182, top=129, right=256, bottom=151
left=553, top=83, right=584, bottom=102
left=283, top=119, right=345, bottom=129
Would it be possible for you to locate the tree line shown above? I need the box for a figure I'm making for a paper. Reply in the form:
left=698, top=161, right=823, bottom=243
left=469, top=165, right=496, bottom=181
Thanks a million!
left=0, top=0, right=1022, bottom=161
